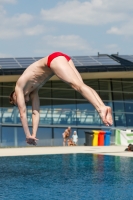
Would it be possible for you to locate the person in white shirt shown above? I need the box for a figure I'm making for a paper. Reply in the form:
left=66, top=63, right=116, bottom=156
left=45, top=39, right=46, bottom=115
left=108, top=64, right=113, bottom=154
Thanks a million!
left=72, top=131, right=78, bottom=145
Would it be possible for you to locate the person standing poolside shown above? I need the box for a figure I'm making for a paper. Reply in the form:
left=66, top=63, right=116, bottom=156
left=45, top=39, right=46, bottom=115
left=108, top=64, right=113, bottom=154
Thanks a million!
left=72, top=131, right=78, bottom=145
left=9, top=52, right=113, bottom=145
left=62, top=126, right=71, bottom=146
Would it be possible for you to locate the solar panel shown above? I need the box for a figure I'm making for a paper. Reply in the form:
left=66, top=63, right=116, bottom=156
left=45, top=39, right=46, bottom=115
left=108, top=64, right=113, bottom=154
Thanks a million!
left=72, top=55, right=120, bottom=66
left=0, top=65, right=20, bottom=69
left=0, top=62, right=18, bottom=65
left=72, top=56, right=100, bottom=66
left=0, top=55, right=127, bottom=74
left=15, top=58, right=35, bottom=66
left=118, top=55, right=133, bottom=63
left=0, top=59, right=16, bottom=64
left=92, top=56, right=120, bottom=65
left=0, top=58, right=15, bottom=61
left=34, top=57, right=43, bottom=60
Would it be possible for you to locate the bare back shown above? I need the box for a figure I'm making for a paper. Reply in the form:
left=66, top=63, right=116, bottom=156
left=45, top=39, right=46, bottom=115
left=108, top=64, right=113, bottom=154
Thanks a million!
left=63, top=128, right=71, bottom=138
left=16, top=56, right=54, bottom=95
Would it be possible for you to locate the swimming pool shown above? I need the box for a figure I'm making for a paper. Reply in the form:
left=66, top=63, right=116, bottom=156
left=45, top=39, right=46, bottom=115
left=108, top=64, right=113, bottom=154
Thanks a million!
left=0, top=154, right=133, bottom=200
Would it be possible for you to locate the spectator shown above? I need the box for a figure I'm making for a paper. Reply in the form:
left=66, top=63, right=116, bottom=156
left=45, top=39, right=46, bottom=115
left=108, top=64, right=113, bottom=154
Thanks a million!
left=67, top=138, right=76, bottom=146
left=62, top=127, right=71, bottom=146
left=72, top=131, right=78, bottom=145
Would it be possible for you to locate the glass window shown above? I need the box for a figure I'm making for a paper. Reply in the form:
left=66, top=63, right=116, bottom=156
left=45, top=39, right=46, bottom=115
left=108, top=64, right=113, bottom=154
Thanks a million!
left=52, top=88, right=75, bottom=99
left=41, top=81, right=51, bottom=88
left=113, top=102, right=125, bottom=113
left=2, top=101, right=14, bottom=124
left=112, top=92, right=123, bottom=101
left=0, top=86, right=2, bottom=96
left=38, top=80, right=51, bottom=97
left=99, top=91, right=110, bottom=101
left=3, top=78, right=133, bottom=129
left=124, top=102, right=133, bottom=113
left=122, top=81, right=133, bottom=92
left=76, top=79, right=99, bottom=99
left=17, top=127, right=27, bottom=147
left=111, top=79, right=122, bottom=91
left=84, top=79, right=99, bottom=90
left=37, top=127, right=52, bottom=146
left=27, top=106, right=32, bottom=125
left=2, top=127, right=14, bottom=147
left=52, top=100, right=76, bottom=125
left=51, top=80, right=71, bottom=89
left=114, top=112, right=126, bottom=127
left=27, top=98, right=52, bottom=125
left=111, top=80, right=124, bottom=116
left=38, top=88, right=51, bottom=98
left=0, top=108, right=1, bottom=123
left=10, top=107, right=21, bottom=124
left=77, top=129, right=86, bottom=145
left=1, top=126, right=52, bottom=147
left=2, top=86, right=14, bottom=96
left=99, top=80, right=110, bottom=91
left=1, top=98, right=15, bottom=124
left=39, top=99, right=52, bottom=125
left=122, top=81, right=133, bottom=102
left=76, top=91, right=83, bottom=99
left=77, top=101, right=101, bottom=126
left=0, top=83, right=15, bottom=97
left=53, top=128, right=66, bottom=146
left=2, top=97, right=11, bottom=107
left=123, top=93, right=133, bottom=102
left=1, top=82, right=15, bottom=87
left=125, top=113, right=133, bottom=127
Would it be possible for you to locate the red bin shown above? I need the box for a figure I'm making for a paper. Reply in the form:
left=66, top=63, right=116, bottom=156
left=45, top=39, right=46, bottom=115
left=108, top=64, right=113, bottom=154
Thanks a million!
left=98, top=131, right=105, bottom=146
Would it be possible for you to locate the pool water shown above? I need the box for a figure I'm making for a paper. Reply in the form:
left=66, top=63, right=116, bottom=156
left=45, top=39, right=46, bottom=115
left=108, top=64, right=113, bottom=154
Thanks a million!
left=0, top=153, right=133, bottom=200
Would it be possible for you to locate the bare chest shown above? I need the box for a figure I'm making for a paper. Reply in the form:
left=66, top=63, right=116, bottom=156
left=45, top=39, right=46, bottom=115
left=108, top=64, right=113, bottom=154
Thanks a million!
left=23, top=68, right=53, bottom=95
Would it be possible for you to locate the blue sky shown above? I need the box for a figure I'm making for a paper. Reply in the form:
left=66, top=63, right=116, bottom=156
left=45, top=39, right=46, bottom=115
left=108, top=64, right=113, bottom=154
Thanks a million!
left=0, top=0, right=133, bottom=57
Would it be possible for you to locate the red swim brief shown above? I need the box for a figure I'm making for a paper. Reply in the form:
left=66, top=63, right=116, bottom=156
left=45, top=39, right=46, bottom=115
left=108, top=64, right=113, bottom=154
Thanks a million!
left=47, top=52, right=71, bottom=67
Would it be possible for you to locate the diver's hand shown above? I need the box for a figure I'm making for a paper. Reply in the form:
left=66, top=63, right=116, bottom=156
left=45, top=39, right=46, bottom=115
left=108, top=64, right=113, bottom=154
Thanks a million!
left=26, top=136, right=38, bottom=146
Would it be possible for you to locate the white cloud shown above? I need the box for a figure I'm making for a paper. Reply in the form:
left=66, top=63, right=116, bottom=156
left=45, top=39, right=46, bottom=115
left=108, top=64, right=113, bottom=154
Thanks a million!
left=1, top=13, right=34, bottom=28
left=10, top=13, right=34, bottom=27
left=0, top=4, right=47, bottom=39
left=0, top=12, right=34, bottom=39
left=0, top=5, right=6, bottom=16
left=0, top=0, right=16, bottom=4
left=107, top=27, right=121, bottom=35
left=42, top=35, right=91, bottom=50
left=106, top=44, right=118, bottom=49
left=0, top=52, right=12, bottom=57
left=24, top=25, right=46, bottom=36
left=0, top=24, right=47, bottom=39
left=0, top=29, right=20, bottom=39
left=107, top=20, right=133, bottom=36
left=0, top=1, right=48, bottom=39
left=41, top=0, right=133, bottom=25
left=34, top=34, right=97, bottom=55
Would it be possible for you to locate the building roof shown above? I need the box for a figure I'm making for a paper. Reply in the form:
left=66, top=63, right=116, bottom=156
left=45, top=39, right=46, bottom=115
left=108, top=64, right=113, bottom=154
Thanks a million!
left=0, top=54, right=133, bottom=75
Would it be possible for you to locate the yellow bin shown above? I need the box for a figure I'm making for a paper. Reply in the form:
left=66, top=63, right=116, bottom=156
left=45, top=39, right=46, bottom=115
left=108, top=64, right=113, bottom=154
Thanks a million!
left=92, top=130, right=99, bottom=146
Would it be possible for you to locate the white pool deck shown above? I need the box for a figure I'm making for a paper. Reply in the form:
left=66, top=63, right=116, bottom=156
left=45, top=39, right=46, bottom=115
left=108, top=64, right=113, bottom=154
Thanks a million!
left=0, top=145, right=133, bottom=157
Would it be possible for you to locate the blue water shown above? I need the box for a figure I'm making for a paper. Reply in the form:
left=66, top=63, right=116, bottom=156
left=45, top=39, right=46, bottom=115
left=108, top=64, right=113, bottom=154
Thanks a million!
left=0, top=153, right=133, bottom=200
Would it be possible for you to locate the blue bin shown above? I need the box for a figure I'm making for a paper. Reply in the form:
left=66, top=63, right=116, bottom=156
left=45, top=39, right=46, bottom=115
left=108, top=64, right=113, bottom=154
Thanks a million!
left=104, top=131, right=111, bottom=146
